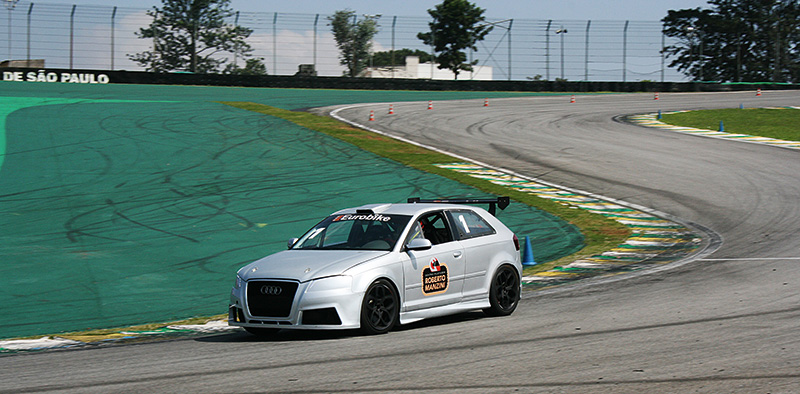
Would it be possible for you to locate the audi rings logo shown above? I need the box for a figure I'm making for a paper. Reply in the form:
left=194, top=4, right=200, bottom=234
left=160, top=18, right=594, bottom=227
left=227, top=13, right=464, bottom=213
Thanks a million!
left=260, top=285, right=283, bottom=296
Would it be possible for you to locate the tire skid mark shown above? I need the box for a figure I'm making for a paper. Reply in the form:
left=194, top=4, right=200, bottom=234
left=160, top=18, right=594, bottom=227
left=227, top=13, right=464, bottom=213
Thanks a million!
left=105, top=199, right=200, bottom=244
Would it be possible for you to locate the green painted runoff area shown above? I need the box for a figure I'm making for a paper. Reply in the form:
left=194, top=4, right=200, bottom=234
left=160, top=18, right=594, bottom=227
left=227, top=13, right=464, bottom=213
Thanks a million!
left=0, top=82, right=582, bottom=339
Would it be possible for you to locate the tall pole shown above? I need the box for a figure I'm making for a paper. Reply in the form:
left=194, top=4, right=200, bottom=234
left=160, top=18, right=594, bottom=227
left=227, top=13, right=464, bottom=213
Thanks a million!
left=313, top=14, right=318, bottom=71
left=507, top=19, right=513, bottom=81
left=391, top=15, right=396, bottom=78
left=69, top=4, right=76, bottom=69
left=430, top=16, right=435, bottom=79
left=560, top=30, right=564, bottom=79
left=660, top=28, right=665, bottom=83
left=272, top=12, right=277, bottom=75
left=153, top=10, right=159, bottom=64
left=555, top=26, right=567, bottom=80
left=26, top=2, right=32, bottom=66
left=545, top=20, right=552, bottom=81
left=585, top=20, right=590, bottom=81
left=622, top=20, right=629, bottom=82
left=111, top=6, right=116, bottom=70
left=233, top=11, right=239, bottom=68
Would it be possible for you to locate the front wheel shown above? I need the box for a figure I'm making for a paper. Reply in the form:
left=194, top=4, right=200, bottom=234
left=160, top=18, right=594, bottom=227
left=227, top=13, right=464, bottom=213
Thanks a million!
left=360, top=279, right=399, bottom=335
left=483, top=265, right=520, bottom=317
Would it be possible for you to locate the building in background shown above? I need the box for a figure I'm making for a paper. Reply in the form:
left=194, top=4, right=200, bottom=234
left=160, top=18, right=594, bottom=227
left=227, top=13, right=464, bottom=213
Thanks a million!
left=359, top=56, right=492, bottom=80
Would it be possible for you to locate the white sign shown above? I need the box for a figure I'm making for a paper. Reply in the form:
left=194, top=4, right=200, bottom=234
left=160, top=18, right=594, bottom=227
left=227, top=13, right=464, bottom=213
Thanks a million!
left=3, top=70, right=110, bottom=84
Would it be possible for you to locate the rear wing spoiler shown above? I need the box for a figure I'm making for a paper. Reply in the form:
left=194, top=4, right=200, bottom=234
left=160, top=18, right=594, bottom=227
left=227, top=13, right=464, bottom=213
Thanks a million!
left=407, top=196, right=510, bottom=216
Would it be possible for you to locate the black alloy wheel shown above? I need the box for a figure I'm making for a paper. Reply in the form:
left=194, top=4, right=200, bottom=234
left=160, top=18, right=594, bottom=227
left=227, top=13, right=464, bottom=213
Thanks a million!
left=360, top=279, right=399, bottom=334
left=484, top=265, right=520, bottom=316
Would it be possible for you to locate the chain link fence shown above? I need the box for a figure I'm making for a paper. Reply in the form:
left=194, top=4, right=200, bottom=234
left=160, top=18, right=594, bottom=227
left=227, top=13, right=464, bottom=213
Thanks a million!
left=2, top=1, right=688, bottom=82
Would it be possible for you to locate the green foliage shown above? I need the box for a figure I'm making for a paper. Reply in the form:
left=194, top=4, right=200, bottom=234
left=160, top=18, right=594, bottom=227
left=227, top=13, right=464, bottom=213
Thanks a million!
left=329, top=10, right=380, bottom=77
left=370, top=49, right=432, bottom=67
left=223, top=58, right=268, bottom=75
left=129, top=0, right=253, bottom=73
left=662, top=0, right=800, bottom=82
left=417, top=0, right=492, bottom=79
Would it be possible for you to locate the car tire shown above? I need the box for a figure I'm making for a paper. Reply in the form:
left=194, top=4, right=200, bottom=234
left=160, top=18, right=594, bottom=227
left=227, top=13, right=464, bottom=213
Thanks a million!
left=483, top=265, right=520, bottom=317
left=244, top=327, right=280, bottom=337
left=360, top=279, right=399, bottom=335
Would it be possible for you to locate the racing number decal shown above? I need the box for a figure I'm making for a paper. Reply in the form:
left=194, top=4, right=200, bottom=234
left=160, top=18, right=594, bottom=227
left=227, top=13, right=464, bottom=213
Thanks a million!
left=422, top=257, right=448, bottom=295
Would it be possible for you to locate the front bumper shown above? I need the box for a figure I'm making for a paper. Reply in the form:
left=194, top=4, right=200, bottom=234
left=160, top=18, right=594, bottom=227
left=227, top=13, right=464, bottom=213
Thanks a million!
left=229, top=276, right=363, bottom=330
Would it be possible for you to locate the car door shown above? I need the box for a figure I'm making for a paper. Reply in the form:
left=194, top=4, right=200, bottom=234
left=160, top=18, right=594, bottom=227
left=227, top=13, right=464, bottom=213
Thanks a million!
left=400, top=211, right=465, bottom=312
left=447, top=209, right=499, bottom=302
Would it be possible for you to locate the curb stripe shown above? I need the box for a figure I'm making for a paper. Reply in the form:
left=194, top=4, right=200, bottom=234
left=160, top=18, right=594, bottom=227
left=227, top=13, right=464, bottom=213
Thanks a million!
left=628, top=108, right=800, bottom=150
left=436, top=163, right=702, bottom=289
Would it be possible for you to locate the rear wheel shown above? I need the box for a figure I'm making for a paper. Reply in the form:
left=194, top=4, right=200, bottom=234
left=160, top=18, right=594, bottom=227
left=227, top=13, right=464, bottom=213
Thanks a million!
left=360, top=279, right=399, bottom=335
left=484, top=265, right=520, bottom=317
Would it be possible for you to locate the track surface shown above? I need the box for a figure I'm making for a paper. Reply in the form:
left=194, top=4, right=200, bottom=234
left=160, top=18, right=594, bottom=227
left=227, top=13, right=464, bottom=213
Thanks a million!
left=2, top=91, right=800, bottom=393
left=0, top=89, right=579, bottom=339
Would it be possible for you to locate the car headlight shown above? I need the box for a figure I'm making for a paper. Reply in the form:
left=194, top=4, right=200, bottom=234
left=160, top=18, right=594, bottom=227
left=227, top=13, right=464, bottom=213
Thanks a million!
left=234, top=274, right=244, bottom=289
left=306, top=275, right=352, bottom=292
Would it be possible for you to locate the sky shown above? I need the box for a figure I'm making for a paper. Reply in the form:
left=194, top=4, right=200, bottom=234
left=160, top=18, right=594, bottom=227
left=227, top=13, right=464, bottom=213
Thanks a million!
left=3, top=0, right=713, bottom=81
left=27, top=0, right=711, bottom=21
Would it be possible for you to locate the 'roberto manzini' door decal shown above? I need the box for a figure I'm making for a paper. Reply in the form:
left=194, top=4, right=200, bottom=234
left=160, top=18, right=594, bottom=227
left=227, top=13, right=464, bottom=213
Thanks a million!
left=422, top=257, right=448, bottom=295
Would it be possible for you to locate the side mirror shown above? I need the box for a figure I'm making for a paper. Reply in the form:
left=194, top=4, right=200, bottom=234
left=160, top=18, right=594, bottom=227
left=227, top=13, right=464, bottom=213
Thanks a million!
left=405, top=238, right=432, bottom=251
left=287, top=238, right=299, bottom=249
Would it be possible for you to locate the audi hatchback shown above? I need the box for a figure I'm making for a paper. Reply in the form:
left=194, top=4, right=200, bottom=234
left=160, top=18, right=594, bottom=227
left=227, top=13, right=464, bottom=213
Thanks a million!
left=229, top=198, right=522, bottom=335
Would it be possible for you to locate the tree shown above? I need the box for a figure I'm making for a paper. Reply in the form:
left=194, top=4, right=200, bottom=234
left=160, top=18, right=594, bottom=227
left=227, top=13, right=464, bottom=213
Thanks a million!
left=328, top=10, right=380, bottom=77
left=129, top=0, right=255, bottom=73
left=370, top=49, right=432, bottom=67
left=662, top=0, right=800, bottom=82
left=417, top=0, right=492, bottom=79
left=223, top=58, right=268, bottom=75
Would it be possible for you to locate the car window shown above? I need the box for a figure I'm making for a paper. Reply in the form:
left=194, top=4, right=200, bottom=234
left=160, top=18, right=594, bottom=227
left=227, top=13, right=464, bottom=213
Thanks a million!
left=416, top=211, right=454, bottom=245
left=293, top=213, right=411, bottom=251
left=449, top=210, right=496, bottom=240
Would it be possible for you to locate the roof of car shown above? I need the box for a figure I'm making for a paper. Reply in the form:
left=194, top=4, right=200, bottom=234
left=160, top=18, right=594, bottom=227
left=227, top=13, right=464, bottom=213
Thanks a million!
left=331, top=203, right=485, bottom=217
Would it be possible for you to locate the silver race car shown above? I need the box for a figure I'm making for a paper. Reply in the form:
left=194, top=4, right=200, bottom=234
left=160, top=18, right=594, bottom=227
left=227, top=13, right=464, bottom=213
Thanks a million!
left=229, top=197, right=522, bottom=336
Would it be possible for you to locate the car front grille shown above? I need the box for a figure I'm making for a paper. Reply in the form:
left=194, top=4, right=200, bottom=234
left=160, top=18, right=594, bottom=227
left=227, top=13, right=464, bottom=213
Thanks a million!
left=246, top=280, right=299, bottom=318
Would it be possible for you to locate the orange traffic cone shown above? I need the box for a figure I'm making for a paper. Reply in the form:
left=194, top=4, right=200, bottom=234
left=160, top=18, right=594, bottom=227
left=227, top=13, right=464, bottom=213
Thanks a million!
left=570, top=95, right=576, bottom=104
left=654, top=92, right=660, bottom=100
left=388, top=104, right=394, bottom=114
left=484, top=98, right=489, bottom=107
left=427, top=100, right=433, bottom=110
left=756, top=88, right=762, bottom=96
left=369, top=110, right=375, bottom=121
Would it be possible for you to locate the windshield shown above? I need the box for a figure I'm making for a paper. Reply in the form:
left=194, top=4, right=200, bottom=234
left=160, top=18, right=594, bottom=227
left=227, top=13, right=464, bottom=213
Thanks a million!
left=292, top=213, right=411, bottom=251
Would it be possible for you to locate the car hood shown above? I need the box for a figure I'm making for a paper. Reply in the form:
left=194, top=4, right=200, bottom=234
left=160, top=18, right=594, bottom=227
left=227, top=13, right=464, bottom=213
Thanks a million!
left=239, top=250, right=389, bottom=282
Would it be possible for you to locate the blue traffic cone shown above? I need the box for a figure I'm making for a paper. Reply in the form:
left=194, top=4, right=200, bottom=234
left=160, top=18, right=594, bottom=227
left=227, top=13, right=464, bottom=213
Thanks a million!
left=719, top=120, right=724, bottom=132
left=522, top=236, right=537, bottom=266
left=657, top=109, right=662, bottom=120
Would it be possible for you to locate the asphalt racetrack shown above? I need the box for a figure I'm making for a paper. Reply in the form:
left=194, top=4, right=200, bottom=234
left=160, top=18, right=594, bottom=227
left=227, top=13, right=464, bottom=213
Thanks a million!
left=2, top=90, right=800, bottom=393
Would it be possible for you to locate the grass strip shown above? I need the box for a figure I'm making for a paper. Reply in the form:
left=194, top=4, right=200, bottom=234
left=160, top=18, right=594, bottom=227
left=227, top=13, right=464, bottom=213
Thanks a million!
left=220, top=101, right=631, bottom=274
left=660, top=108, right=800, bottom=141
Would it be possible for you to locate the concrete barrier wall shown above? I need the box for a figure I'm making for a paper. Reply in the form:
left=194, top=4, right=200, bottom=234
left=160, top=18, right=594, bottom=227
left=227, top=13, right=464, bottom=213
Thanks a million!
left=3, top=67, right=798, bottom=92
